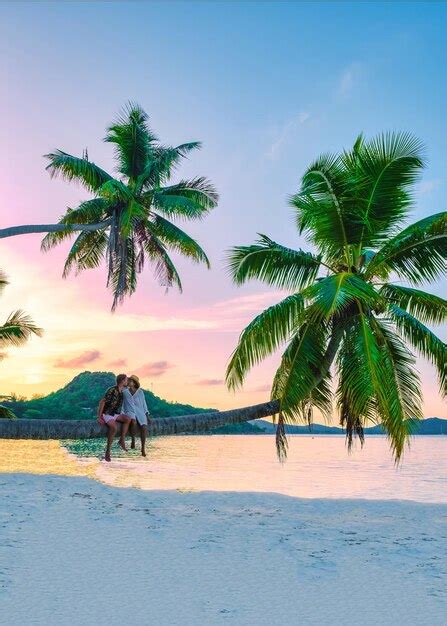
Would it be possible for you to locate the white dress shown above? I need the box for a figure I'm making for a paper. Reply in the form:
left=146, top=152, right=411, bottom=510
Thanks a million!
left=133, top=388, right=149, bottom=426
left=121, top=387, right=137, bottom=420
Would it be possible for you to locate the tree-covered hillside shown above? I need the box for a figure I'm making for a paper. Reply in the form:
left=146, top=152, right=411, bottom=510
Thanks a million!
left=3, top=371, right=264, bottom=434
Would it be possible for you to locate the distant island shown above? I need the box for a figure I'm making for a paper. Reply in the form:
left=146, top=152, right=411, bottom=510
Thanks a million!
left=2, top=371, right=445, bottom=435
left=253, top=419, right=447, bottom=436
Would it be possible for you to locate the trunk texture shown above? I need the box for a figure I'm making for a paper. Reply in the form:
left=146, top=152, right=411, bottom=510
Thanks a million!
left=0, top=400, right=280, bottom=440
left=0, top=220, right=112, bottom=240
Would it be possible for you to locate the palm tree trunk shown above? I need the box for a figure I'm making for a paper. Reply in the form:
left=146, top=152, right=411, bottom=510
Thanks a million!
left=0, top=400, right=280, bottom=439
left=0, top=220, right=112, bottom=240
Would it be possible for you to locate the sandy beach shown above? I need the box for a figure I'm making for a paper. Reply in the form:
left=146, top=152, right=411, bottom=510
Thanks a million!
left=1, top=442, right=446, bottom=626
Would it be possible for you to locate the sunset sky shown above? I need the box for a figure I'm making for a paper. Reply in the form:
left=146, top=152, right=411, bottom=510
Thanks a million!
left=0, top=2, right=446, bottom=417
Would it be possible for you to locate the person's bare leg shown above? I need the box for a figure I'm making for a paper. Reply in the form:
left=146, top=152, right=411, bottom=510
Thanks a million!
left=105, top=421, right=117, bottom=461
left=117, top=415, right=131, bottom=451
left=140, top=424, right=147, bottom=457
left=130, top=420, right=137, bottom=449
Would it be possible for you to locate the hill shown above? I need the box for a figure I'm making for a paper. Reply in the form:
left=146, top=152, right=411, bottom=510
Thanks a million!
left=255, top=418, right=447, bottom=435
left=3, top=371, right=264, bottom=434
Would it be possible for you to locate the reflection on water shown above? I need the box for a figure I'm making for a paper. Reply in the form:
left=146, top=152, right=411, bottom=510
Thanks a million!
left=62, top=435, right=447, bottom=503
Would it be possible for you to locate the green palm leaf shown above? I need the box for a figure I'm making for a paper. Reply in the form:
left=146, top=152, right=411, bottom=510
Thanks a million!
left=45, top=150, right=112, bottom=193
left=380, top=284, right=447, bottom=325
left=353, top=131, right=425, bottom=249
left=151, top=178, right=218, bottom=220
left=152, top=215, right=210, bottom=267
left=226, top=293, right=305, bottom=391
left=0, top=405, right=16, bottom=419
left=389, top=305, right=446, bottom=396
left=41, top=198, right=109, bottom=252
left=271, top=321, right=331, bottom=458
left=62, top=230, right=108, bottom=277
left=228, top=235, right=322, bottom=290
left=105, top=102, right=154, bottom=179
left=304, top=272, right=384, bottom=321
left=0, top=310, right=43, bottom=347
left=365, top=212, right=447, bottom=283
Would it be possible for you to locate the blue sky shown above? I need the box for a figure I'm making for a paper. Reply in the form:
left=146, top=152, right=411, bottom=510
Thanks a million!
left=0, top=1, right=446, bottom=414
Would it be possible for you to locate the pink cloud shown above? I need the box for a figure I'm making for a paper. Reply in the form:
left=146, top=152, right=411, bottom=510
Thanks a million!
left=108, top=358, right=127, bottom=368
left=134, top=361, right=173, bottom=378
left=196, top=379, right=224, bottom=386
left=55, top=350, right=101, bottom=369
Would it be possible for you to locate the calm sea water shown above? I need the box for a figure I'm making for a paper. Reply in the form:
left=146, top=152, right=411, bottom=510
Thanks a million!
left=64, top=435, right=447, bottom=503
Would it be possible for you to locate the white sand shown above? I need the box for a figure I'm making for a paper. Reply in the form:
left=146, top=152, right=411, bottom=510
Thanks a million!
left=1, top=472, right=446, bottom=626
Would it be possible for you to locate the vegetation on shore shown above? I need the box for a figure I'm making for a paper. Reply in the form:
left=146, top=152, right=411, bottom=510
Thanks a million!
left=3, top=371, right=264, bottom=434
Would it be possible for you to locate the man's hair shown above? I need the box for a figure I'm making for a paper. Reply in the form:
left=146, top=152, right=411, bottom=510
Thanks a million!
left=116, top=373, right=127, bottom=385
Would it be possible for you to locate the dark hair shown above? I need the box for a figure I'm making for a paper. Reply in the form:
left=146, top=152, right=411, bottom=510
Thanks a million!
left=116, top=373, right=127, bottom=385
left=129, top=377, right=140, bottom=390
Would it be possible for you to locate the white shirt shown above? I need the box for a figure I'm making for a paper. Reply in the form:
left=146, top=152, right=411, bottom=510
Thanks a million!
left=121, top=387, right=137, bottom=419
left=132, top=388, right=149, bottom=426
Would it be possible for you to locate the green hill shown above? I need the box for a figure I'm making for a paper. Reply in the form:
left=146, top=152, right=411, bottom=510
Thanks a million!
left=3, top=371, right=264, bottom=434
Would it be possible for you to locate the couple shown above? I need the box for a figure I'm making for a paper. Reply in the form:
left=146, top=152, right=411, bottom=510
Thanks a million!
left=97, top=373, right=150, bottom=462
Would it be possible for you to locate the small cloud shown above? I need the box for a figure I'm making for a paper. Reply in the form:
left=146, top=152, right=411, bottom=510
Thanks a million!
left=266, top=111, right=310, bottom=159
left=336, top=63, right=362, bottom=98
left=196, top=379, right=224, bottom=386
left=135, top=361, right=173, bottom=378
left=416, top=179, right=442, bottom=195
left=55, top=350, right=101, bottom=369
left=108, top=358, right=127, bottom=368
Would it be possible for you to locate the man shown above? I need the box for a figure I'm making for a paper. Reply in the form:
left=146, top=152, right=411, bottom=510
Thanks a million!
left=97, top=374, right=132, bottom=462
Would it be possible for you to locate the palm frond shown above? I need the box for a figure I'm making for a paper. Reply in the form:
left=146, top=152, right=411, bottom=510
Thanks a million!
left=304, top=272, right=383, bottom=320
left=143, top=143, right=202, bottom=186
left=365, top=212, right=447, bottom=283
left=228, top=235, right=322, bottom=291
left=291, top=152, right=353, bottom=264
left=152, top=215, right=210, bottom=267
left=389, top=305, right=446, bottom=396
left=105, top=102, right=154, bottom=179
left=226, top=293, right=305, bottom=391
left=144, top=236, right=183, bottom=293
left=0, top=311, right=43, bottom=347
left=62, top=230, right=108, bottom=278
left=337, top=312, right=420, bottom=461
left=41, top=198, right=109, bottom=252
left=45, top=150, right=112, bottom=193
left=0, top=405, right=16, bottom=419
left=353, top=131, right=425, bottom=249
left=150, top=177, right=218, bottom=220
left=380, top=284, right=447, bottom=325
left=271, top=321, right=330, bottom=457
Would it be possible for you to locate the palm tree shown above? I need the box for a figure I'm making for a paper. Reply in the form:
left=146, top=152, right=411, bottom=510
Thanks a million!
left=0, top=103, right=218, bottom=309
left=0, top=400, right=278, bottom=439
left=0, top=271, right=43, bottom=418
left=226, top=132, right=446, bottom=461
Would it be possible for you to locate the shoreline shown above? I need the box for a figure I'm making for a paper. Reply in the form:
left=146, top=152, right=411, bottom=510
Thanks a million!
left=1, top=471, right=446, bottom=626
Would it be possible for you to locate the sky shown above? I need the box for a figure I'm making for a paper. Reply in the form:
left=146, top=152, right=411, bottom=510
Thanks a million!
left=0, top=1, right=446, bottom=417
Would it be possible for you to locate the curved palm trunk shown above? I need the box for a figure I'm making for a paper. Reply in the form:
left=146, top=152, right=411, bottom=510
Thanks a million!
left=0, top=220, right=112, bottom=240
left=0, top=400, right=280, bottom=440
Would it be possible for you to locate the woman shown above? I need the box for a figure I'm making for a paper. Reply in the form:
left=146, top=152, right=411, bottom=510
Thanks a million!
left=128, top=374, right=151, bottom=457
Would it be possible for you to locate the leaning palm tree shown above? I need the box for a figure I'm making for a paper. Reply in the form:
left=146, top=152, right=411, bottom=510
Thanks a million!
left=226, top=132, right=446, bottom=461
left=0, top=271, right=43, bottom=418
left=0, top=103, right=218, bottom=309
